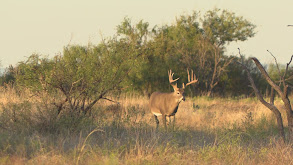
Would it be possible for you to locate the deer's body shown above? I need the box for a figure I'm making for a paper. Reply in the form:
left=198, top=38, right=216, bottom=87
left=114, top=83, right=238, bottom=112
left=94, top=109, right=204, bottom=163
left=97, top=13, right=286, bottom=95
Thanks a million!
left=149, top=70, right=198, bottom=129
left=150, top=91, right=183, bottom=117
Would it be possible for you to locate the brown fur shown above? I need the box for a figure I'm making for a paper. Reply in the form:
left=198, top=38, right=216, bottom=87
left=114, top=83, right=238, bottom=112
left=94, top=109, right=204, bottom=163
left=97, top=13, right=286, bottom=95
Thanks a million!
left=149, top=69, right=197, bottom=129
left=149, top=88, right=185, bottom=129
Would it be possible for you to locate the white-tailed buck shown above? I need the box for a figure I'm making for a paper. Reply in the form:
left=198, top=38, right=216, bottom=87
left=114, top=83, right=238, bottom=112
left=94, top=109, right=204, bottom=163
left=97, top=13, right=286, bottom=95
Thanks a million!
left=149, top=69, right=198, bottom=129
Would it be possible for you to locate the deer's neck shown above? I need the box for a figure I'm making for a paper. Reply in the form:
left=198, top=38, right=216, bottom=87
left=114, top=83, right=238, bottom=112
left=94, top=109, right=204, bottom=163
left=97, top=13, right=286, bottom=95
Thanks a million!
left=166, top=94, right=180, bottom=107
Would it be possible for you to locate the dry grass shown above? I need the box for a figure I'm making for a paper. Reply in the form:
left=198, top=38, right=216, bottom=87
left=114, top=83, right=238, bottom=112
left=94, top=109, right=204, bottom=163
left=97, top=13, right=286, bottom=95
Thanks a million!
left=0, top=87, right=293, bottom=164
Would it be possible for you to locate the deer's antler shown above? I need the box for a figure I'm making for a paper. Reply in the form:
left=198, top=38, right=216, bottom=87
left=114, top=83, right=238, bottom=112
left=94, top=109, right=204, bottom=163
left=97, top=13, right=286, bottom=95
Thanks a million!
left=183, top=69, right=198, bottom=89
left=168, top=70, right=179, bottom=90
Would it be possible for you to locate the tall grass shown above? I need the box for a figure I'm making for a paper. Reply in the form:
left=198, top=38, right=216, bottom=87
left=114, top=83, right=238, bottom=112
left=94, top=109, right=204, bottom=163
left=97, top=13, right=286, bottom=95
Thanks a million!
left=0, top=87, right=292, bottom=164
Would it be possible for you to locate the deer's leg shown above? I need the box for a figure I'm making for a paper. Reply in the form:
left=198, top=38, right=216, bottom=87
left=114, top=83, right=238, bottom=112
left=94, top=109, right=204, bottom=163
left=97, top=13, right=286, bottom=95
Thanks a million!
left=162, top=115, right=167, bottom=129
left=166, top=116, right=170, bottom=125
left=172, top=115, right=176, bottom=128
left=173, top=115, right=175, bottom=124
left=154, top=115, right=159, bottom=129
left=167, top=116, right=175, bottom=130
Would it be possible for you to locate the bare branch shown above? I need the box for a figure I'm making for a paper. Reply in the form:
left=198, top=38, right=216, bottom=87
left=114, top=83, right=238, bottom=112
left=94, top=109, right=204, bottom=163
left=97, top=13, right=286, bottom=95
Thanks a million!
left=288, top=55, right=293, bottom=65
left=251, top=57, right=293, bottom=130
left=267, top=50, right=282, bottom=83
left=283, top=55, right=293, bottom=79
left=237, top=48, right=285, bottom=142
left=102, top=97, right=120, bottom=104
left=69, top=78, right=83, bottom=94
left=251, top=57, right=283, bottom=96
left=275, top=75, right=293, bottom=83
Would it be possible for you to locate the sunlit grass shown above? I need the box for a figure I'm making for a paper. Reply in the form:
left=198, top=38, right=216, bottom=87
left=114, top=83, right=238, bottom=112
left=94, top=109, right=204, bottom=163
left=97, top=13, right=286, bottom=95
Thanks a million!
left=0, top=87, right=292, bottom=164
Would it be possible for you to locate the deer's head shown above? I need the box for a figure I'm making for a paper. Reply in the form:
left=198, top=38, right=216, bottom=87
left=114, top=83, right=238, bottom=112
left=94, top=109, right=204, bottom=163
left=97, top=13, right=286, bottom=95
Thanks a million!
left=168, top=69, right=198, bottom=103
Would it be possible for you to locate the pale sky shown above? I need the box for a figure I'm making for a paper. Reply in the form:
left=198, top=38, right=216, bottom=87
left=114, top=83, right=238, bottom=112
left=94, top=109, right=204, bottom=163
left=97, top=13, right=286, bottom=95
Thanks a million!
left=1, top=0, right=293, bottom=68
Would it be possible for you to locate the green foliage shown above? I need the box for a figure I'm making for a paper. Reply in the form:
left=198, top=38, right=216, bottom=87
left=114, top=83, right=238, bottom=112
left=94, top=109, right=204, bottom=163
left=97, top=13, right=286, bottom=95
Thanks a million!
left=0, top=65, right=15, bottom=86
left=15, top=54, right=55, bottom=93
left=5, top=8, right=260, bottom=99
left=267, top=63, right=293, bottom=84
left=202, top=8, right=256, bottom=46
left=117, top=17, right=149, bottom=46
left=0, top=101, right=33, bottom=133
left=13, top=36, right=142, bottom=113
left=127, top=9, right=256, bottom=96
left=217, top=56, right=267, bottom=97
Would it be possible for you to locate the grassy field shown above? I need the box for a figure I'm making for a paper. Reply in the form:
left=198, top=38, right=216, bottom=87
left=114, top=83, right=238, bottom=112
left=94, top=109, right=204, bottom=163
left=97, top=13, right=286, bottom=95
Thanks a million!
left=0, top=87, right=292, bottom=165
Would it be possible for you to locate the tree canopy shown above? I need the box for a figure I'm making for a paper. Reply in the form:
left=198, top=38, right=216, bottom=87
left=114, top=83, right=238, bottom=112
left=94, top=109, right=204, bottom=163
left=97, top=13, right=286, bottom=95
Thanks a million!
left=0, top=8, right=278, bottom=113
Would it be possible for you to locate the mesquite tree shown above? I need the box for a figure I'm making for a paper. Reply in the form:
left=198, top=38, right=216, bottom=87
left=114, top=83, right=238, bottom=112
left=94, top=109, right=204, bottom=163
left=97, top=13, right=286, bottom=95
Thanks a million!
left=202, top=9, right=256, bottom=96
left=14, top=37, right=142, bottom=115
left=144, top=9, right=256, bottom=96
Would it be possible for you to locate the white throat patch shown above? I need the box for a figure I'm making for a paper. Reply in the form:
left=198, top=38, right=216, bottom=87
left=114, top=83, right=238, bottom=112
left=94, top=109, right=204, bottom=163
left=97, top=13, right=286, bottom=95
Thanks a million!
left=178, top=97, right=184, bottom=103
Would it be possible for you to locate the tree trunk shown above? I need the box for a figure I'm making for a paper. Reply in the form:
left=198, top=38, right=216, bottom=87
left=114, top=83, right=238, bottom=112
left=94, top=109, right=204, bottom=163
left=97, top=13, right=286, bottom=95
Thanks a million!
left=207, top=48, right=219, bottom=97
left=273, top=110, right=286, bottom=143
left=287, top=115, right=293, bottom=142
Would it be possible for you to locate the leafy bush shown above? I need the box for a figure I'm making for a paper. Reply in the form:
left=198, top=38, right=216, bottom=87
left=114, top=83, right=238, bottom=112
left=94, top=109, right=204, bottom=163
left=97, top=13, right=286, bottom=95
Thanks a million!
left=14, top=37, right=142, bottom=114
